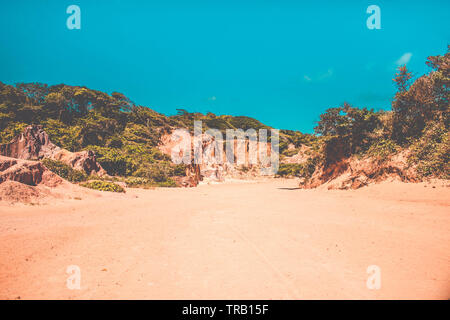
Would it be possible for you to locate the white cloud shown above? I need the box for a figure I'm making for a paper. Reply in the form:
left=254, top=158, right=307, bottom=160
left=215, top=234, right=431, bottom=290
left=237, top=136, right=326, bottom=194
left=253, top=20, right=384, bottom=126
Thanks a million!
left=303, top=69, right=333, bottom=82
left=319, top=68, right=333, bottom=80
left=396, top=52, right=412, bottom=66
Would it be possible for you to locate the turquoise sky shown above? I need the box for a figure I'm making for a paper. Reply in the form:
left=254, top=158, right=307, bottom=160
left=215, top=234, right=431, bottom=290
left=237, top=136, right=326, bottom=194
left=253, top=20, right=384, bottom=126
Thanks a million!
left=1, top=0, right=449, bottom=132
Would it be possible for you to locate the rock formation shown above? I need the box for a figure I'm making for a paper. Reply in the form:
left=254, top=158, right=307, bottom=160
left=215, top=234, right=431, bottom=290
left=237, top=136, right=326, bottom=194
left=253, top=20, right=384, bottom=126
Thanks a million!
left=302, top=150, right=418, bottom=190
left=0, top=125, right=106, bottom=176
left=0, top=156, right=63, bottom=187
left=0, top=125, right=56, bottom=160
left=159, top=131, right=277, bottom=184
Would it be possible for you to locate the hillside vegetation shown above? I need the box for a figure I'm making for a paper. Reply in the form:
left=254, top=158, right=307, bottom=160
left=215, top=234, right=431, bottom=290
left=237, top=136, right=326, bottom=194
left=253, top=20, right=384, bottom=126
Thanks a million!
left=0, top=81, right=308, bottom=185
left=310, top=47, right=449, bottom=180
left=0, top=47, right=448, bottom=186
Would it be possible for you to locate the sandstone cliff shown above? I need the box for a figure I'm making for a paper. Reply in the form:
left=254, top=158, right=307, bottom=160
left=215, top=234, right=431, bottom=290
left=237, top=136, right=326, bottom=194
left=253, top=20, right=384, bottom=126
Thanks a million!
left=0, top=125, right=106, bottom=176
left=302, top=150, right=418, bottom=190
left=159, top=131, right=277, bottom=184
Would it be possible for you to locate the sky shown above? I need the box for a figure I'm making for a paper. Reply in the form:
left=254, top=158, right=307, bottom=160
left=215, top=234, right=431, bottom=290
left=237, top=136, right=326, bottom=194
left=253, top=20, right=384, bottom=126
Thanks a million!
left=0, top=0, right=449, bottom=133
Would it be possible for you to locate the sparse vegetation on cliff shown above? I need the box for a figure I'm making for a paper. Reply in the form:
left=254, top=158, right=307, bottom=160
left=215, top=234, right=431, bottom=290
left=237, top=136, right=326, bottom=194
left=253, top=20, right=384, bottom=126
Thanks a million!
left=80, top=180, right=125, bottom=193
left=309, top=47, right=449, bottom=183
left=42, top=158, right=88, bottom=183
left=1, top=47, right=448, bottom=188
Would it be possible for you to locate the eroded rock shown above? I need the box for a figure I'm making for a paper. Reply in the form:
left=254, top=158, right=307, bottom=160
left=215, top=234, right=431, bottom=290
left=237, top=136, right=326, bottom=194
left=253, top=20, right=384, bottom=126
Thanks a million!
left=0, top=125, right=106, bottom=176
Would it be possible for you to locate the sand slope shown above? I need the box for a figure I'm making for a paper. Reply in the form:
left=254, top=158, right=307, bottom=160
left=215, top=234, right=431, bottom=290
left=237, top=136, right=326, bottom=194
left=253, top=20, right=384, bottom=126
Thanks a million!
left=0, top=179, right=449, bottom=299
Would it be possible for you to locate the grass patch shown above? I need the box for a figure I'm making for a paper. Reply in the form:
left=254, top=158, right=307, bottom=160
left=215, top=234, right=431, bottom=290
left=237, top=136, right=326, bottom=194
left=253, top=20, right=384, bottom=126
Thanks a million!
left=42, top=158, right=88, bottom=182
left=125, top=176, right=177, bottom=188
left=364, top=139, right=399, bottom=159
left=276, top=157, right=317, bottom=179
left=80, top=180, right=125, bottom=193
left=408, top=124, right=449, bottom=179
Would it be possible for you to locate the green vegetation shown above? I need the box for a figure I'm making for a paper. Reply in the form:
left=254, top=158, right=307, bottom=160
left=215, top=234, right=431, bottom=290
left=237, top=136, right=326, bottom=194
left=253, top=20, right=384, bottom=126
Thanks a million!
left=365, top=139, right=400, bottom=159
left=408, top=124, right=449, bottom=178
left=1, top=47, right=448, bottom=184
left=0, top=80, right=294, bottom=186
left=312, top=47, right=449, bottom=179
left=42, top=158, right=88, bottom=182
left=276, top=158, right=318, bottom=179
left=80, top=180, right=125, bottom=193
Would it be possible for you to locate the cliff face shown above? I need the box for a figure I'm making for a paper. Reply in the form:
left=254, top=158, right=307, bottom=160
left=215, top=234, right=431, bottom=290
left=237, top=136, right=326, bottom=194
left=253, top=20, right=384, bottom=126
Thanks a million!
left=302, top=150, right=418, bottom=190
left=0, top=155, right=63, bottom=187
left=0, top=125, right=106, bottom=176
left=159, top=132, right=277, bottom=184
left=0, top=125, right=56, bottom=160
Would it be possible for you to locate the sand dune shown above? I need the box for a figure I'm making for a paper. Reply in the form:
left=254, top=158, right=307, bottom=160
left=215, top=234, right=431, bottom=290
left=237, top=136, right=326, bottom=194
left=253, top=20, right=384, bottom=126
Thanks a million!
left=0, top=179, right=449, bottom=299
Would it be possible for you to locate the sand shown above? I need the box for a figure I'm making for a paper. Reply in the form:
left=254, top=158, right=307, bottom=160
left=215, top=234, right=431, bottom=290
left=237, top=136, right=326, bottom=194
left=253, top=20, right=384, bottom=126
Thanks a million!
left=0, top=179, right=449, bottom=299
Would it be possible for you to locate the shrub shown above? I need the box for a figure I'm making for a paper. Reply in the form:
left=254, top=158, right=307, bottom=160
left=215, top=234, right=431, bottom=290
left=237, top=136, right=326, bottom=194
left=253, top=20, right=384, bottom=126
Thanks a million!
left=0, top=122, right=28, bottom=144
left=87, top=145, right=135, bottom=176
left=80, top=180, right=125, bottom=192
left=228, top=116, right=269, bottom=131
left=125, top=177, right=151, bottom=188
left=154, top=179, right=177, bottom=187
left=172, top=164, right=187, bottom=176
left=365, top=139, right=399, bottom=159
left=125, top=176, right=177, bottom=188
left=133, top=163, right=170, bottom=182
left=281, top=148, right=298, bottom=157
left=276, top=158, right=317, bottom=179
left=408, top=124, right=449, bottom=178
left=42, top=158, right=88, bottom=182
left=205, top=118, right=233, bottom=131
left=42, top=119, right=81, bottom=151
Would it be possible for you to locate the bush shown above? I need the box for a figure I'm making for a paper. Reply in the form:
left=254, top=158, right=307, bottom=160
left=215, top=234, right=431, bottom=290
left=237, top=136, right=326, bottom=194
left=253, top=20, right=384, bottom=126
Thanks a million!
left=87, top=145, right=135, bottom=176
left=281, top=148, right=298, bottom=157
left=0, top=122, right=28, bottom=144
left=228, top=116, right=269, bottom=130
left=276, top=158, right=317, bottom=179
left=172, top=164, right=187, bottom=176
left=125, top=177, right=152, bottom=188
left=408, top=124, right=449, bottom=178
left=42, top=119, right=81, bottom=151
left=80, top=180, right=125, bottom=192
left=125, top=176, right=177, bottom=188
left=365, top=139, right=399, bottom=159
left=155, top=179, right=177, bottom=187
left=42, top=158, right=88, bottom=182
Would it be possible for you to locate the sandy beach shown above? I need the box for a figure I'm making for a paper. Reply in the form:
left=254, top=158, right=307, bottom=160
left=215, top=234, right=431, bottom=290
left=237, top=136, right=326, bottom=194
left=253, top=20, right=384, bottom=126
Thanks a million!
left=0, top=179, right=449, bottom=300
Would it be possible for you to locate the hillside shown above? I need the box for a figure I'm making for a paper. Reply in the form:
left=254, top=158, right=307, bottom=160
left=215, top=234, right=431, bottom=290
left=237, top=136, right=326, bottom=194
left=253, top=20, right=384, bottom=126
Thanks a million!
left=0, top=47, right=448, bottom=192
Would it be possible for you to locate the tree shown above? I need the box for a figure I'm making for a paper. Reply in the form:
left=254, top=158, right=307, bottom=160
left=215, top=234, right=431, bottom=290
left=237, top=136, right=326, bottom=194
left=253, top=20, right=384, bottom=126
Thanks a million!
left=315, top=103, right=380, bottom=154
left=314, top=104, right=351, bottom=137
left=392, top=48, right=450, bottom=143
left=391, top=65, right=416, bottom=143
left=16, top=82, right=49, bottom=106
left=393, top=66, right=413, bottom=93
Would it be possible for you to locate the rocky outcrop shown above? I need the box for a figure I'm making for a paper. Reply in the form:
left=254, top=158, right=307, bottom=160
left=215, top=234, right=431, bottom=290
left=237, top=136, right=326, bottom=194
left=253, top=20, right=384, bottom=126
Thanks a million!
left=0, top=125, right=57, bottom=160
left=0, top=125, right=106, bottom=176
left=282, top=144, right=312, bottom=164
left=0, top=156, right=65, bottom=203
left=159, top=132, right=277, bottom=185
left=50, top=149, right=106, bottom=176
left=0, top=155, right=63, bottom=187
left=302, top=151, right=418, bottom=190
